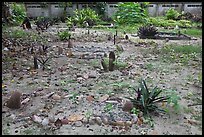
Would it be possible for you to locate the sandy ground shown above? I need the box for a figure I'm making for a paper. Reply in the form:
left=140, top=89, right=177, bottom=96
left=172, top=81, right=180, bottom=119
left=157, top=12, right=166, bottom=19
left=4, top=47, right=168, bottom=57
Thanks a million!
left=2, top=24, right=202, bottom=135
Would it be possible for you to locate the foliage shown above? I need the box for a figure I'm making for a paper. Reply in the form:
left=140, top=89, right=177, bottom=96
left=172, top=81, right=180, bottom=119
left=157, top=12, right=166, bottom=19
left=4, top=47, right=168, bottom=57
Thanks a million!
left=161, top=44, right=202, bottom=65
left=181, top=28, right=202, bottom=37
left=95, top=2, right=107, bottom=18
left=66, top=8, right=100, bottom=27
left=104, top=103, right=113, bottom=112
left=131, top=107, right=140, bottom=115
left=113, top=2, right=149, bottom=25
left=102, top=57, right=128, bottom=71
left=126, top=79, right=169, bottom=115
left=178, top=20, right=192, bottom=28
left=137, top=25, right=158, bottom=39
left=147, top=17, right=193, bottom=28
left=57, top=30, right=71, bottom=41
left=162, top=90, right=181, bottom=113
left=165, top=8, right=180, bottom=20
left=10, top=3, right=26, bottom=25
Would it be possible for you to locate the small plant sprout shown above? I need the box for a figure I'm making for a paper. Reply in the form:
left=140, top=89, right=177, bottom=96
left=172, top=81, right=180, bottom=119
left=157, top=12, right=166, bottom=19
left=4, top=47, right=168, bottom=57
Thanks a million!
left=104, top=103, right=113, bottom=112
left=131, top=107, right=140, bottom=115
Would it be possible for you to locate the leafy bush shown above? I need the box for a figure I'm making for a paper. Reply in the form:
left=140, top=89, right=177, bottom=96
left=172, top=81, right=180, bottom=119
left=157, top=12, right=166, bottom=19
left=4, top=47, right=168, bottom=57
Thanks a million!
left=10, top=3, right=26, bottom=25
left=67, top=8, right=100, bottom=27
left=178, top=20, right=192, bottom=28
left=126, top=79, right=169, bottom=115
left=58, top=30, right=71, bottom=41
left=166, top=8, right=180, bottom=20
left=113, top=2, right=149, bottom=25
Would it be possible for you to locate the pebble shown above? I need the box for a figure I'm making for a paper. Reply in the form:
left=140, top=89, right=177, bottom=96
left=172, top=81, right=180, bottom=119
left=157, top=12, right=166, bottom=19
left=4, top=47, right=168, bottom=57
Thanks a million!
left=101, top=116, right=109, bottom=125
left=95, top=117, right=102, bottom=125
left=82, top=117, right=88, bottom=124
left=72, top=126, right=76, bottom=130
left=42, top=118, right=49, bottom=126
left=74, top=121, right=83, bottom=127
left=125, top=121, right=133, bottom=126
left=88, top=117, right=95, bottom=125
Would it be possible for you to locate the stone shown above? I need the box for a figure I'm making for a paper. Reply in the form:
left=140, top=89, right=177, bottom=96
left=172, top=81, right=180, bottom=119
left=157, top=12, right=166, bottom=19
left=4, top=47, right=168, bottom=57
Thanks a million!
left=122, top=100, right=133, bottom=113
left=74, top=121, right=83, bottom=127
left=52, top=94, right=61, bottom=100
left=6, top=91, right=22, bottom=109
left=95, top=117, right=102, bottom=125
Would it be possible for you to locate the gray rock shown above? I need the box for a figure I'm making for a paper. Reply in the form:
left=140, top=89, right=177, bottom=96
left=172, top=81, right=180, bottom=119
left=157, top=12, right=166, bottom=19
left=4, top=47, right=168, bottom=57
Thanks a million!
left=88, top=117, right=96, bottom=125
left=95, top=117, right=102, bottom=125
left=74, top=121, right=83, bottom=127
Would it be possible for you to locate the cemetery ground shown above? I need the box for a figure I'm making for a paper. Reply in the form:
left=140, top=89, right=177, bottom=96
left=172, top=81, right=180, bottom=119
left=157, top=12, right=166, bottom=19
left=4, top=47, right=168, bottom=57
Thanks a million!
left=2, top=23, right=202, bottom=135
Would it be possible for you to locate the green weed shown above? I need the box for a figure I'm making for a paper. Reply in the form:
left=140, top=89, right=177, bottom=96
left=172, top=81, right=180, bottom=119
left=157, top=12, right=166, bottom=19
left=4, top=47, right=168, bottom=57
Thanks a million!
left=104, top=103, right=113, bottom=112
left=58, top=30, right=71, bottom=41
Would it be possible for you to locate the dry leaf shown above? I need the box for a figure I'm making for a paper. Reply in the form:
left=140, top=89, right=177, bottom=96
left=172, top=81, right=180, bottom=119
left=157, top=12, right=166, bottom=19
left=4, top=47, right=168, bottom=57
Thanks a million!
left=149, top=129, right=158, bottom=135
left=86, top=95, right=94, bottom=102
left=66, top=49, right=73, bottom=57
left=68, top=114, right=84, bottom=122
left=54, top=118, right=63, bottom=127
left=137, top=117, right=143, bottom=125
left=52, top=94, right=61, bottom=100
left=2, top=84, right=7, bottom=88
left=61, top=118, right=69, bottom=125
left=99, top=94, right=109, bottom=103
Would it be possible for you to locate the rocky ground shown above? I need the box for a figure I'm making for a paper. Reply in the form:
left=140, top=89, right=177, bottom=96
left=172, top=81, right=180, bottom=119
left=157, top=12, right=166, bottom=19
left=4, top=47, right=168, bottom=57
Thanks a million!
left=2, top=23, right=202, bottom=135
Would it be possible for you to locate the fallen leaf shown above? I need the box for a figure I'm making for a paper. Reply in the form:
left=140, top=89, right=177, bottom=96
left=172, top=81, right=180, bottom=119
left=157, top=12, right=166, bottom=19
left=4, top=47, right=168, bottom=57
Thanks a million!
left=66, top=49, right=74, bottom=57
left=52, top=94, right=61, bottom=100
left=99, top=94, right=109, bottom=103
left=149, top=129, right=158, bottom=135
left=137, top=117, right=143, bottom=125
left=68, top=114, right=84, bottom=122
left=54, top=118, right=63, bottom=127
left=61, top=118, right=69, bottom=125
left=2, top=84, right=7, bottom=88
left=86, top=95, right=94, bottom=102
left=188, top=119, right=198, bottom=125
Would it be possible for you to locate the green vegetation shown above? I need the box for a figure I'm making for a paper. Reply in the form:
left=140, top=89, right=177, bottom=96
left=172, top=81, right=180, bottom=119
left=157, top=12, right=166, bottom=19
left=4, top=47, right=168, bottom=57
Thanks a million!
left=165, top=8, right=180, bottom=20
left=104, top=103, right=113, bottom=112
left=10, top=3, right=26, bottom=25
left=57, top=30, right=71, bottom=41
left=126, top=79, right=181, bottom=116
left=161, top=44, right=202, bottom=65
left=113, top=2, right=149, bottom=25
left=131, top=107, right=140, bottom=115
left=66, top=7, right=100, bottom=27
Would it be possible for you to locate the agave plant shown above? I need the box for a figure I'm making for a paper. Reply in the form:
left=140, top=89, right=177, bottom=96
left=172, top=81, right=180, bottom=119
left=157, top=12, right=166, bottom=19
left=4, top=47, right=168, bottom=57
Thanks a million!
left=137, top=25, right=158, bottom=39
left=126, top=79, right=169, bottom=115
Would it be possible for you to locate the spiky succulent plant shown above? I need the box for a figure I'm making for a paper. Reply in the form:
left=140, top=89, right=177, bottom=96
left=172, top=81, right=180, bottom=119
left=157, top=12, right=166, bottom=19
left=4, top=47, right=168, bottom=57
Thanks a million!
left=137, top=25, right=158, bottom=39
left=126, top=79, right=169, bottom=115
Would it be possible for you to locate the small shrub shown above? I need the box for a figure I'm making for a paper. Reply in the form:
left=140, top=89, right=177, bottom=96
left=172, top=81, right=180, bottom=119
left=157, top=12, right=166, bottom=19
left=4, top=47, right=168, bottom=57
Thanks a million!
left=58, top=30, right=71, bottom=41
left=113, top=2, right=149, bottom=25
left=10, top=3, right=26, bottom=25
left=166, top=8, right=180, bottom=20
left=67, top=8, right=100, bottom=27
